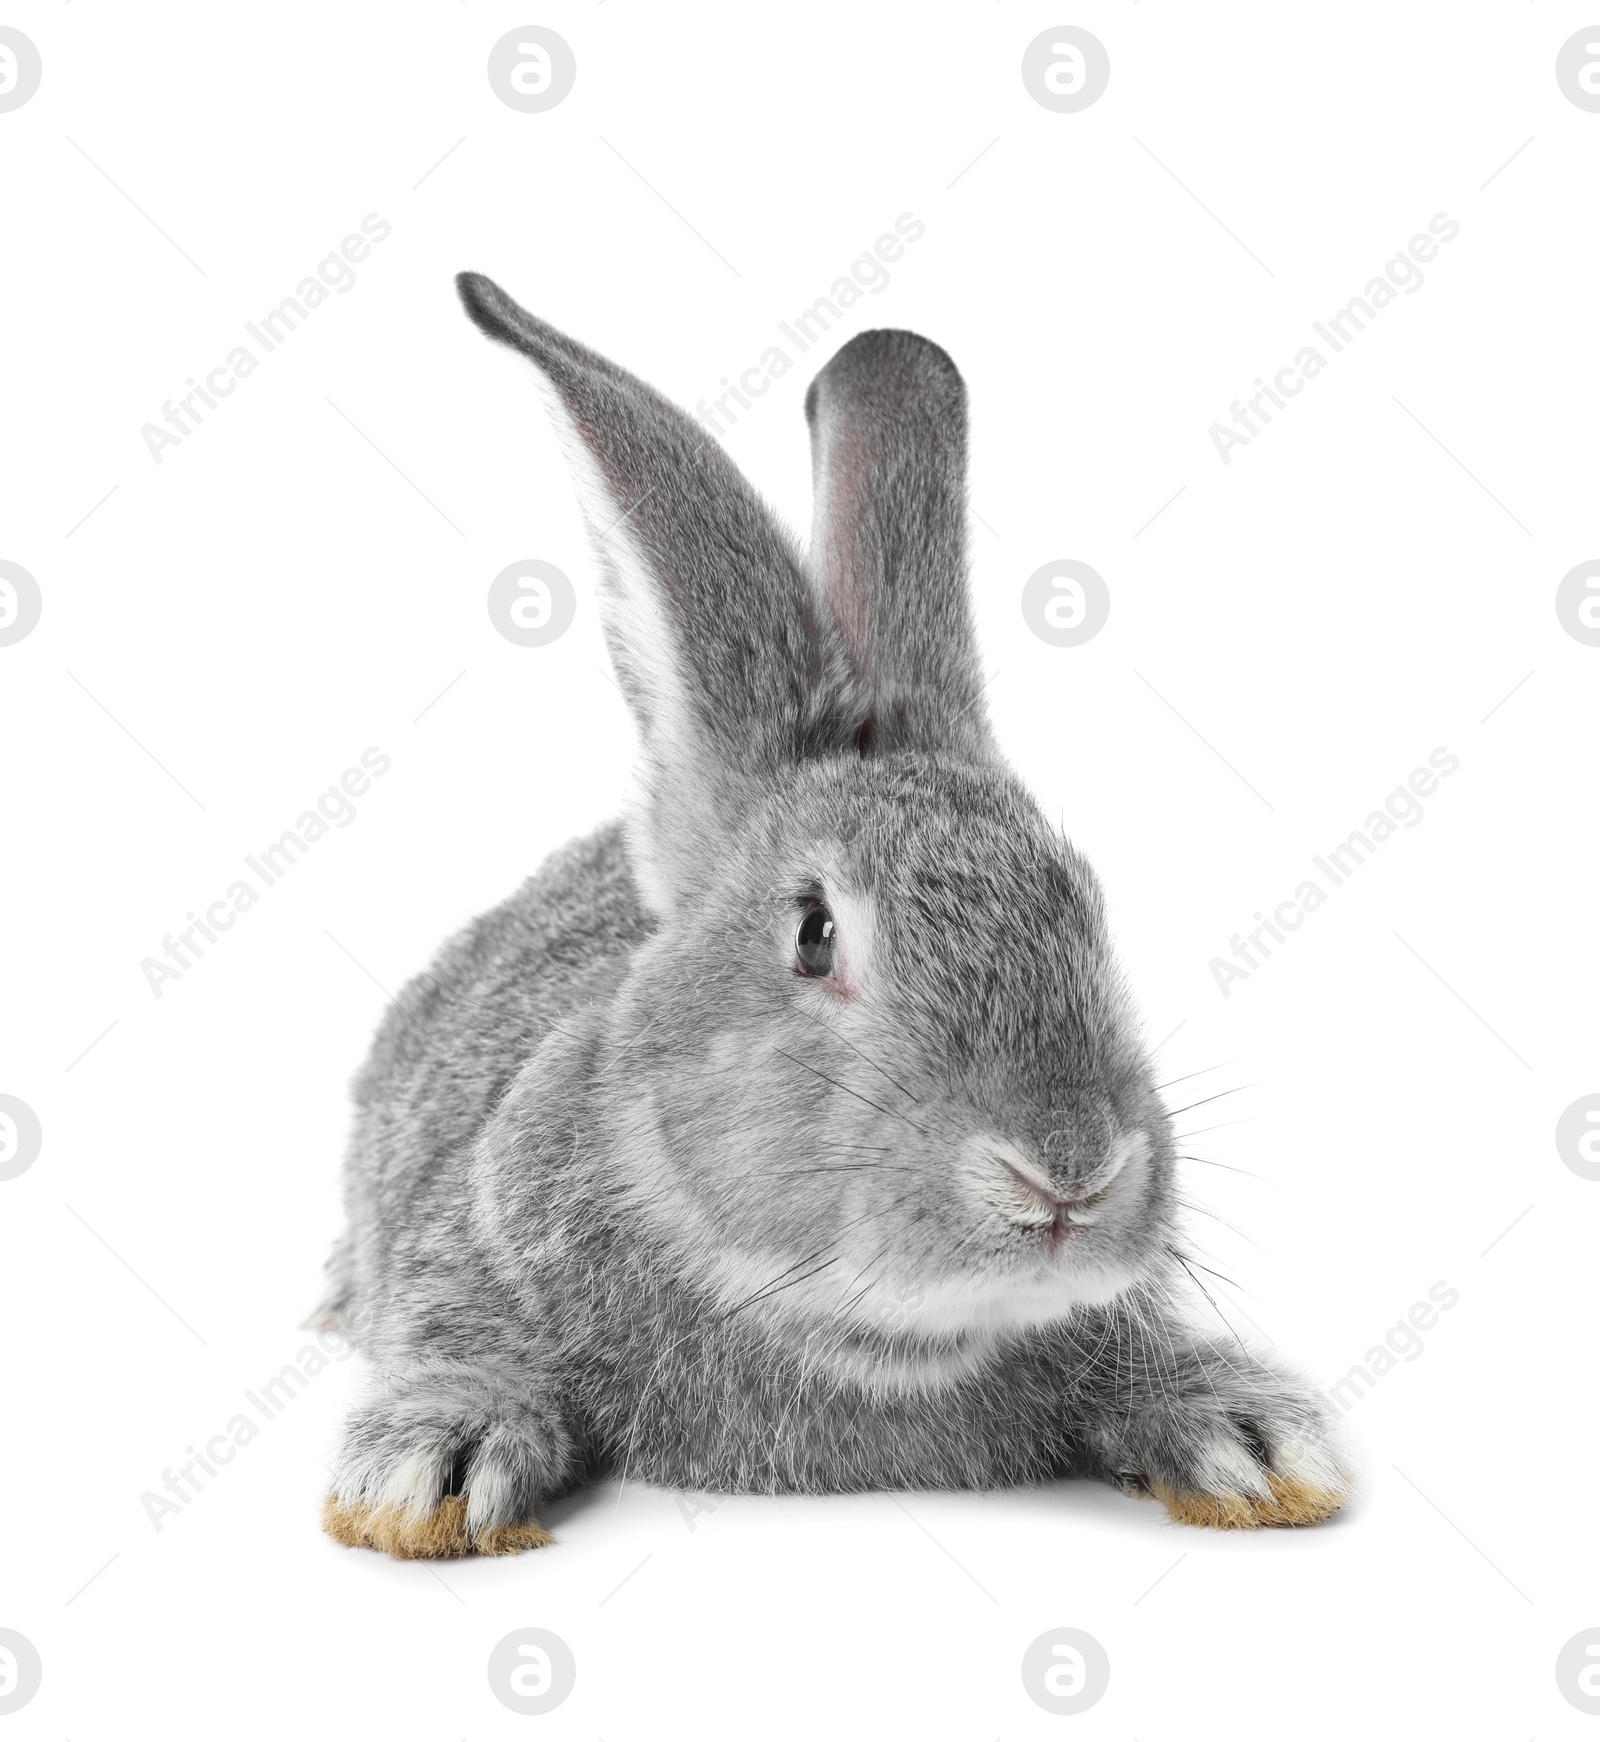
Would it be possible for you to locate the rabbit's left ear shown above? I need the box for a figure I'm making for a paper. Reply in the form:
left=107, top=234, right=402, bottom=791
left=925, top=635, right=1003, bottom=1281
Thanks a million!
left=456, top=273, right=861, bottom=915
left=805, top=330, right=995, bottom=763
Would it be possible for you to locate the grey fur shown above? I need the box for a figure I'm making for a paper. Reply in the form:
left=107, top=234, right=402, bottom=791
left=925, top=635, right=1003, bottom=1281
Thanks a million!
left=321, top=276, right=1343, bottom=1539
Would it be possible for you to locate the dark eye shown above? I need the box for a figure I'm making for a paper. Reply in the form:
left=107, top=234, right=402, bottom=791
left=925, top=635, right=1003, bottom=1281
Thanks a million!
left=795, top=904, right=837, bottom=976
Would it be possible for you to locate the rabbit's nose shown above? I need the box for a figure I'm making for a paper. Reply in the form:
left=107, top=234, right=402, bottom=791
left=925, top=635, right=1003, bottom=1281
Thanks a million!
left=1000, top=1154, right=1106, bottom=1227
left=1035, top=1126, right=1150, bottom=1218
left=972, top=1138, right=1105, bottom=1230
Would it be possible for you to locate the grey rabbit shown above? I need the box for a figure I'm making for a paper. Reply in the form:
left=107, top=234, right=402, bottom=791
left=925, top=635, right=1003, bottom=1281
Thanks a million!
left=318, top=272, right=1347, bottom=1558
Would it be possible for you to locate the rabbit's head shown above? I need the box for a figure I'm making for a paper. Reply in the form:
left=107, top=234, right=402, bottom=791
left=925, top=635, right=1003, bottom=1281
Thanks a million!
left=460, top=275, right=1176, bottom=1371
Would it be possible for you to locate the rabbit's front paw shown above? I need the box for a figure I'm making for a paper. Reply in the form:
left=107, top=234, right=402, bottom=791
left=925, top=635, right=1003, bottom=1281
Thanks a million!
left=321, top=1491, right=551, bottom=1558
left=323, top=1366, right=571, bottom=1559
left=1114, top=1385, right=1349, bottom=1530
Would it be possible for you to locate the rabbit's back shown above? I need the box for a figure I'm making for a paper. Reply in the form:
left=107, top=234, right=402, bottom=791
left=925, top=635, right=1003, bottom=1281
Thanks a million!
left=327, top=821, right=651, bottom=1324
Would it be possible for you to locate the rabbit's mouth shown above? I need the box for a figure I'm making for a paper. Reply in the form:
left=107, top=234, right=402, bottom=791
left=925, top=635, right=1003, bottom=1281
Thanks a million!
left=997, top=1161, right=1105, bottom=1244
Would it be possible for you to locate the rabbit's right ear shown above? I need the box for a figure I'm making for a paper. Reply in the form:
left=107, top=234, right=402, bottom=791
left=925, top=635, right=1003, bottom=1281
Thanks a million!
left=457, top=273, right=861, bottom=915
left=805, top=331, right=995, bottom=763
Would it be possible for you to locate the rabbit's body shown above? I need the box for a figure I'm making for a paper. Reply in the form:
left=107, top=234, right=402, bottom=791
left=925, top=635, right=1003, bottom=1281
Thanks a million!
left=321, top=279, right=1348, bottom=1558
left=329, top=821, right=1066, bottom=1498
left=327, top=820, right=645, bottom=1342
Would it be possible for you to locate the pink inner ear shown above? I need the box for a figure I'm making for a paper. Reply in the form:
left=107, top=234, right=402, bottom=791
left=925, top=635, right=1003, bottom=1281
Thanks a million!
left=819, top=413, right=876, bottom=683
left=816, top=355, right=922, bottom=704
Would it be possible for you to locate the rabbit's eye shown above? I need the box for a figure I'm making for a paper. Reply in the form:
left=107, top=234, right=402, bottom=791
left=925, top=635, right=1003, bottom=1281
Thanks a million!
left=795, top=904, right=837, bottom=977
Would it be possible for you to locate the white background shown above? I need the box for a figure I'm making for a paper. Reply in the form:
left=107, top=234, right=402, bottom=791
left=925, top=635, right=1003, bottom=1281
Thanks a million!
left=3, top=3, right=1597, bottom=1736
